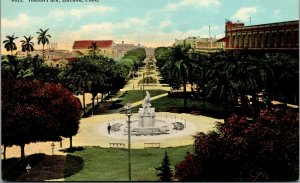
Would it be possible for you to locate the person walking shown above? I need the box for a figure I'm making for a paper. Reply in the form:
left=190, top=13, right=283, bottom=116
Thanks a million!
left=107, top=123, right=111, bottom=134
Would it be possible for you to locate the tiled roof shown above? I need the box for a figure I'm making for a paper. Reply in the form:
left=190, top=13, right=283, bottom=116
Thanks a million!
left=72, top=51, right=84, bottom=55
left=65, top=57, right=77, bottom=62
left=50, top=57, right=77, bottom=62
left=72, top=40, right=113, bottom=49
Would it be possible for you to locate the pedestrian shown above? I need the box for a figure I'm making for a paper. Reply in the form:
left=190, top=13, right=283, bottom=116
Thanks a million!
left=107, top=123, right=111, bottom=134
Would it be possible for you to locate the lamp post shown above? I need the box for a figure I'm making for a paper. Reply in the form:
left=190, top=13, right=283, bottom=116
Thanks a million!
left=124, top=101, right=132, bottom=181
left=26, top=163, right=31, bottom=180
left=51, top=142, right=55, bottom=172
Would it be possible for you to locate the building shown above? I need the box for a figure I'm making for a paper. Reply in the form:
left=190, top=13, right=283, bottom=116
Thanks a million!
left=174, top=37, right=200, bottom=48
left=114, top=41, right=138, bottom=59
left=15, top=43, right=75, bottom=67
left=195, top=37, right=224, bottom=51
left=47, top=57, right=77, bottom=68
left=174, top=36, right=224, bottom=52
left=145, top=47, right=155, bottom=58
left=224, top=20, right=299, bottom=52
left=72, top=40, right=115, bottom=58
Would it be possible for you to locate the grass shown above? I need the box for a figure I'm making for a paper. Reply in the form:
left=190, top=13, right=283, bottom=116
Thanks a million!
left=117, top=89, right=168, bottom=106
left=126, top=95, right=223, bottom=118
left=64, top=146, right=193, bottom=181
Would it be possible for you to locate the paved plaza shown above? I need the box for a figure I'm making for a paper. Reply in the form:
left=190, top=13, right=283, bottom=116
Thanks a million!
left=4, top=112, right=222, bottom=158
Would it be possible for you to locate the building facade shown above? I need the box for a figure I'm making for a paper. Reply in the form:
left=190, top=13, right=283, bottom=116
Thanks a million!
left=72, top=40, right=115, bottom=58
left=224, top=20, right=299, bottom=52
left=174, top=36, right=224, bottom=52
left=114, top=41, right=138, bottom=59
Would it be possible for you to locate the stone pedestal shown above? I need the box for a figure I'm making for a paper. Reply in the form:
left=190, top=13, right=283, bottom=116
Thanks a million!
left=138, top=91, right=156, bottom=128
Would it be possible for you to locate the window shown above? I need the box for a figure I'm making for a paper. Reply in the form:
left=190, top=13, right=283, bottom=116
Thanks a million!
left=238, top=35, right=242, bottom=48
left=260, top=34, right=264, bottom=48
left=279, top=32, right=284, bottom=48
left=266, top=33, right=270, bottom=48
left=286, top=31, right=292, bottom=47
left=254, top=34, right=258, bottom=48
left=248, top=35, right=252, bottom=48
left=295, top=30, right=299, bottom=46
left=271, top=32, right=277, bottom=48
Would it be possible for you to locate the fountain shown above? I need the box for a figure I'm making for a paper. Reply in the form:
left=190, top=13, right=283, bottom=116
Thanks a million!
left=120, top=91, right=186, bottom=136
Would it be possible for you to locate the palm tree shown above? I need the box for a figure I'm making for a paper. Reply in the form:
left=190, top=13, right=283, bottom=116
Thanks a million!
left=206, top=60, right=235, bottom=122
left=36, top=28, right=51, bottom=61
left=89, top=41, right=98, bottom=57
left=167, top=46, right=192, bottom=109
left=3, top=34, right=18, bottom=55
left=20, top=35, right=34, bottom=56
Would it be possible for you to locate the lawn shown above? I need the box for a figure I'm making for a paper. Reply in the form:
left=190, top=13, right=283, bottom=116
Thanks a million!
left=64, top=145, right=193, bottom=181
left=2, top=146, right=193, bottom=181
left=127, top=95, right=224, bottom=118
left=117, top=89, right=168, bottom=106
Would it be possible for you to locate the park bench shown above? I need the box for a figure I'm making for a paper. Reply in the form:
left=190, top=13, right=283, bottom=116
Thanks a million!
left=172, top=122, right=185, bottom=131
left=109, top=143, right=125, bottom=148
left=144, top=143, right=160, bottom=148
left=111, top=123, right=123, bottom=132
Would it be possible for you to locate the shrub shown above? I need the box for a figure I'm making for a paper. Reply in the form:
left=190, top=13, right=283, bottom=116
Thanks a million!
left=175, top=108, right=299, bottom=181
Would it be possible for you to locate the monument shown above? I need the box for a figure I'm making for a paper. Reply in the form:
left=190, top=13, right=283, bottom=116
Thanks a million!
left=119, top=91, right=185, bottom=136
left=138, top=91, right=156, bottom=128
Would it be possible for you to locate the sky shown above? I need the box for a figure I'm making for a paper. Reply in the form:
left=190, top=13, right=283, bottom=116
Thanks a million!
left=1, top=0, right=299, bottom=53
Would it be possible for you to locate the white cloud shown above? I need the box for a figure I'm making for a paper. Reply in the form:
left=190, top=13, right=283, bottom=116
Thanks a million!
left=77, top=17, right=148, bottom=34
left=79, top=22, right=114, bottom=33
left=54, top=23, right=224, bottom=50
left=50, top=5, right=116, bottom=18
left=160, top=21, right=172, bottom=28
left=116, top=17, right=148, bottom=29
left=231, top=6, right=258, bottom=21
left=166, top=0, right=220, bottom=11
left=1, top=13, right=43, bottom=29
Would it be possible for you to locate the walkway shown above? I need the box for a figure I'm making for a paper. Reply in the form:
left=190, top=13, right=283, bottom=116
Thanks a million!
left=4, top=112, right=222, bottom=159
left=3, top=57, right=223, bottom=159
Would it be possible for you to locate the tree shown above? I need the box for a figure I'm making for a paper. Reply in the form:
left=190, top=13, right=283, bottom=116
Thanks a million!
left=175, top=108, right=299, bottom=181
left=36, top=28, right=51, bottom=61
left=89, top=41, right=98, bottom=57
left=41, top=82, right=81, bottom=149
left=1, top=55, right=44, bottom=80
left=156, top=151, right=173, bottom=181
left=3, top=34, right=18, bottom=55
left=20, top=35, right=34, bottom=56
left=2, top=79, right=81, bottom=159
left=161, top=45, right=192, bottom=109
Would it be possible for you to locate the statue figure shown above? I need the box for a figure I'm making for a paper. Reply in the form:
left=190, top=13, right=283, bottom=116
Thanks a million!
left=142, top=91, right=151, bottom=108
left=139, top=91, right=155, bottom=127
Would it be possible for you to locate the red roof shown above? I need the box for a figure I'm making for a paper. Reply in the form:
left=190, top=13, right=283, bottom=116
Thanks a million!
left=72, top=40, right=113, bottom=49
left=65, top=57, right=77, bottom=62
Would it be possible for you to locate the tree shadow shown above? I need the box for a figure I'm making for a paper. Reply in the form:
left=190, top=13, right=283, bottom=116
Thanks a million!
left=2, top=153, right=84, bottom=181
left=59, top=146, right=85, bottom=153
left=63, top=154, right=84, bottom=178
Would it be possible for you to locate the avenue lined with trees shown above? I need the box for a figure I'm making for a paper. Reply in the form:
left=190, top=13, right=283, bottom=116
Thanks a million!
left=1, top=29, right=298, bottom=181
